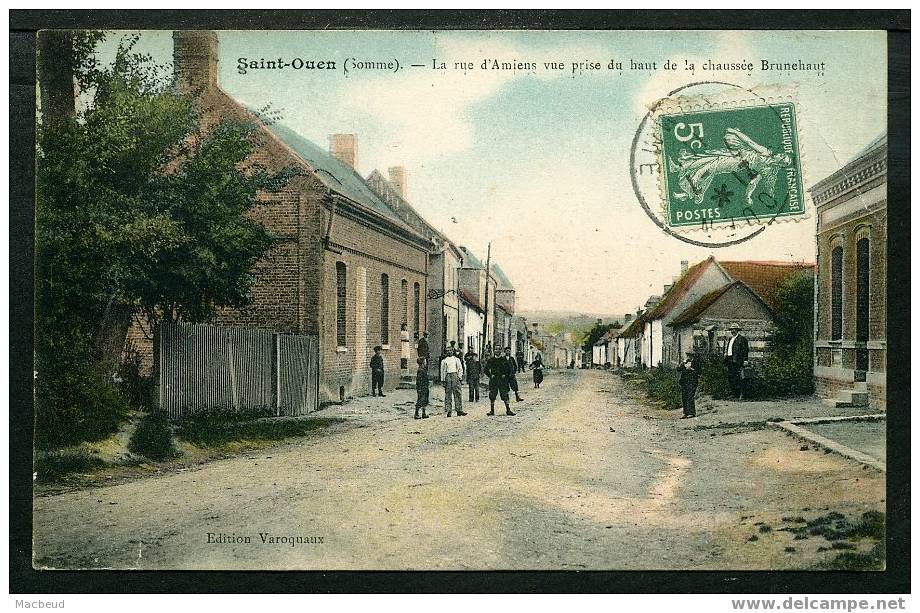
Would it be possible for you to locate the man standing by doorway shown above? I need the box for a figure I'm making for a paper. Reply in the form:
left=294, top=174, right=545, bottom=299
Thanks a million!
left=440, top=348, right=467, bottom=417
left=724, top=323, right=749, bottom=399
left=466, top=351, right=481, bottom=403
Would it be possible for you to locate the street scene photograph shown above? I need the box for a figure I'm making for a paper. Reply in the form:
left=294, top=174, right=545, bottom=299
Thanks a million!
left=30, top=27, right=890, bottom=572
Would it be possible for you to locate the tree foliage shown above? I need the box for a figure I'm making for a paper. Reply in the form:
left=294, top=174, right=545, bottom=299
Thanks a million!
left=580, top=322, right=620, bottom=353
left=35, top=33, right=297, bottom=448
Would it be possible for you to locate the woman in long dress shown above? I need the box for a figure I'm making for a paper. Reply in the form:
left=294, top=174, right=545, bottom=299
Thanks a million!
left=530, top=354, right=544, bottom=388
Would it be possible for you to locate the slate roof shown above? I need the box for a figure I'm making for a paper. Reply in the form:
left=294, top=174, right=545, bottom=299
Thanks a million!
left=266, top=123, right=421, bottom=237
left=490, top=263, right=514, bottom=289
left=644, top=257, right=716, bottom=320
left=718, top=260, right=815, bottom=313
left=459, top=246, right=485, bottom=269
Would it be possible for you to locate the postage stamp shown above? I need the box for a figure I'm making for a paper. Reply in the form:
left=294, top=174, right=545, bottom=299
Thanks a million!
left=658, top=102, right=805, bottom=228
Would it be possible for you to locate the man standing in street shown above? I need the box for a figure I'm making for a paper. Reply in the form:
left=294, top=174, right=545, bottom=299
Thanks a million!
left=484, top=346, right=515, bottom=416
left=504, top=346, right=524, bottom=402
left=440, top=348, right=467, bottom=417
left=416, top=331, right=430, bottom=369
left=466, top=351, right=481, bottom=402
left=516, top=349, right=526, bottom=373
left=724, top=323, right=750, bottom=399
left=677, top=350, right=701, bottom=418
left=370, top=345, right=386, bottom=397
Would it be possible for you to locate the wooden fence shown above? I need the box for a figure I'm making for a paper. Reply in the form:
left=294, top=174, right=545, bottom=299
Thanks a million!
left=158, top=322, right=319, bottom=418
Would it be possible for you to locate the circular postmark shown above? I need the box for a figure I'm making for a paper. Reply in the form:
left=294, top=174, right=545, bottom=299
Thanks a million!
left=630, top=81, right=805, bottom=248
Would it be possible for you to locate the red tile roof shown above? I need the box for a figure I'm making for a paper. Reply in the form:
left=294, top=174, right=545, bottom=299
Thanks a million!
left=644, top=257, right=716, bottom=320
left=459, top=289, right=484, bottom=313
left=718, top=260, right=815, bottom=313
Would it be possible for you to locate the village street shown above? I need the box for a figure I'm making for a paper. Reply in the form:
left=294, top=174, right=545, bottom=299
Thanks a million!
left=33, top=369, right=884, bottom=571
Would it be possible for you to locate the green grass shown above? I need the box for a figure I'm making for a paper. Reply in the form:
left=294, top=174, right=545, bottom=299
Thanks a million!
left=175, top=407, right=343, bottom=448
left=34, top=451, right=106, bottom=483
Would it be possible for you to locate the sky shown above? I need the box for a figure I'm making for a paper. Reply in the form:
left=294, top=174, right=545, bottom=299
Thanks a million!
left=98, top=30, right=886, bottom=314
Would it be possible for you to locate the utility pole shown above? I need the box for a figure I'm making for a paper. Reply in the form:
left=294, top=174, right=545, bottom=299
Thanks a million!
left=481, top=242, right=491, bottom=354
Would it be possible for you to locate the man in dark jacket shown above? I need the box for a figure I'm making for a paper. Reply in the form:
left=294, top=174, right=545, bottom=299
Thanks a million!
left=504, top=347, right=524, bottom=402
left=724, top=323, right=750, bottom=399
left=677, top=350, right=702, bottom=418
left=416, top=332, right=430, bottom=368
left=466, top=351, right=481, bottom=402
left=484, top=347, right=514, bottom=416
left=370, top=346, right=386, bottom=397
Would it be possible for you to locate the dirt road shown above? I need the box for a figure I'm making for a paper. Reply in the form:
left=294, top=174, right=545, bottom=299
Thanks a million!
left=33, top=369, right=885, bottom=570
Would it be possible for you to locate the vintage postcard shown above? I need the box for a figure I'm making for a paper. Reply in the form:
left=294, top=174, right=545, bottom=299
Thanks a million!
left=31, top=27, right=890, bottom=573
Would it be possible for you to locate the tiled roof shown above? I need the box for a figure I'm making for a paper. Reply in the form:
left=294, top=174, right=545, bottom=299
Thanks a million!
left=644, top=257, right=715, bottom=320
left=719, top=260, right=815, bottom=313
left=668, top=282, right=737, bottom=327
left=619, top=314, right=645, bottom=337
left=266, top=123, right=421, bottom=237
left=459, top=288, right=484, bottom=313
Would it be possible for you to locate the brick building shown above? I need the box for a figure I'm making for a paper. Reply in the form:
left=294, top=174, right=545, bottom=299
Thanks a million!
left=365, top=168, right=463, bottom=378
left=127, top=31, right=430, bottom=403
left=810, top=134, right=887, bottom=409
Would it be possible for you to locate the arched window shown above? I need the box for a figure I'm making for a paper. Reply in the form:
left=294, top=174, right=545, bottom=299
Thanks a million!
left=401, top=279, right=408, bottom=327
left=381, top=273, right=390, bottom=345
left=831, top=243, right=843, bottom=341
left=336, top=262, right=347, bottom=347
left=855, top=227, right=871, bottom=344
left=413, top=282, right=421, bottom=339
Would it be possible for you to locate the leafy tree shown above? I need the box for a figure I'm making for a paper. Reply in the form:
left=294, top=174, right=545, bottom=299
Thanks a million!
left=35, top=33, right=297, bottom=447
left=581, top=322, right=619, bottom=353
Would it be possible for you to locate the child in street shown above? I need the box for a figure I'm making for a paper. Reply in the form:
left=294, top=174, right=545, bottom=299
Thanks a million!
left=415, top=358, right=429, bottom=419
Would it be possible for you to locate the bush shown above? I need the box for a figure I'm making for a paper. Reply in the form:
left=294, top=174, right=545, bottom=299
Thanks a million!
left=128, top=410, right=177, bottom=461
left=34, top=451, right=106, bottom=483
left=175, top=407, right=342, bottom=448
left=34, top=339, right=130, bottom=450
left=640, top=367, right=682, bottom=410
left=699, top=355, right=732, bottom=399
left=117, top=350, right=156, bottom=409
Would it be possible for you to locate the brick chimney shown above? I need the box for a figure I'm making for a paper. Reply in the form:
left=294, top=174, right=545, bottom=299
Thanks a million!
left=173, top=30, right=219, bottom=93
left=329, top=134, right=358, bottom=169
left=388, top=166, right=407, bottom=198
left=680, top=259, right=689, bottom=275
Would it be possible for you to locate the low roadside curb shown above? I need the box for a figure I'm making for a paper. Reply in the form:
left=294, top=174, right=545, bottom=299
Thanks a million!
left=769, top=414, right=886, bottom=472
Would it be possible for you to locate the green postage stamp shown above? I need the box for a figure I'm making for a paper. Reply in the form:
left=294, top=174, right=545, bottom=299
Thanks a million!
left=658, top=102, right=805, bottom=228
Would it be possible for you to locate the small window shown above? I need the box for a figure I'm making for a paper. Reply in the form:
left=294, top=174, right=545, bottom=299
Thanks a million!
left=336, top=262, right=347, bottom=347
left=381, top=273, right=390, bottom=345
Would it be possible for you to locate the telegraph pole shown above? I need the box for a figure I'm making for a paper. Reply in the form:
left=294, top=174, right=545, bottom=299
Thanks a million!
left=481, top=242, right=491, bottom=354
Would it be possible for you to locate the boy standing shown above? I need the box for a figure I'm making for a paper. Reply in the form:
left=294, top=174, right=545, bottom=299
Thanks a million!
left=370, top=345, right=386, bottom=397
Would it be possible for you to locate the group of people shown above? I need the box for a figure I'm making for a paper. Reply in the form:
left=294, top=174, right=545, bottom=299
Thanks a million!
left=414, top=345, right=545, bottom=419
left=370, top=331, right=546, bottom=420
left=676, top=322, right=749, bottom=418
